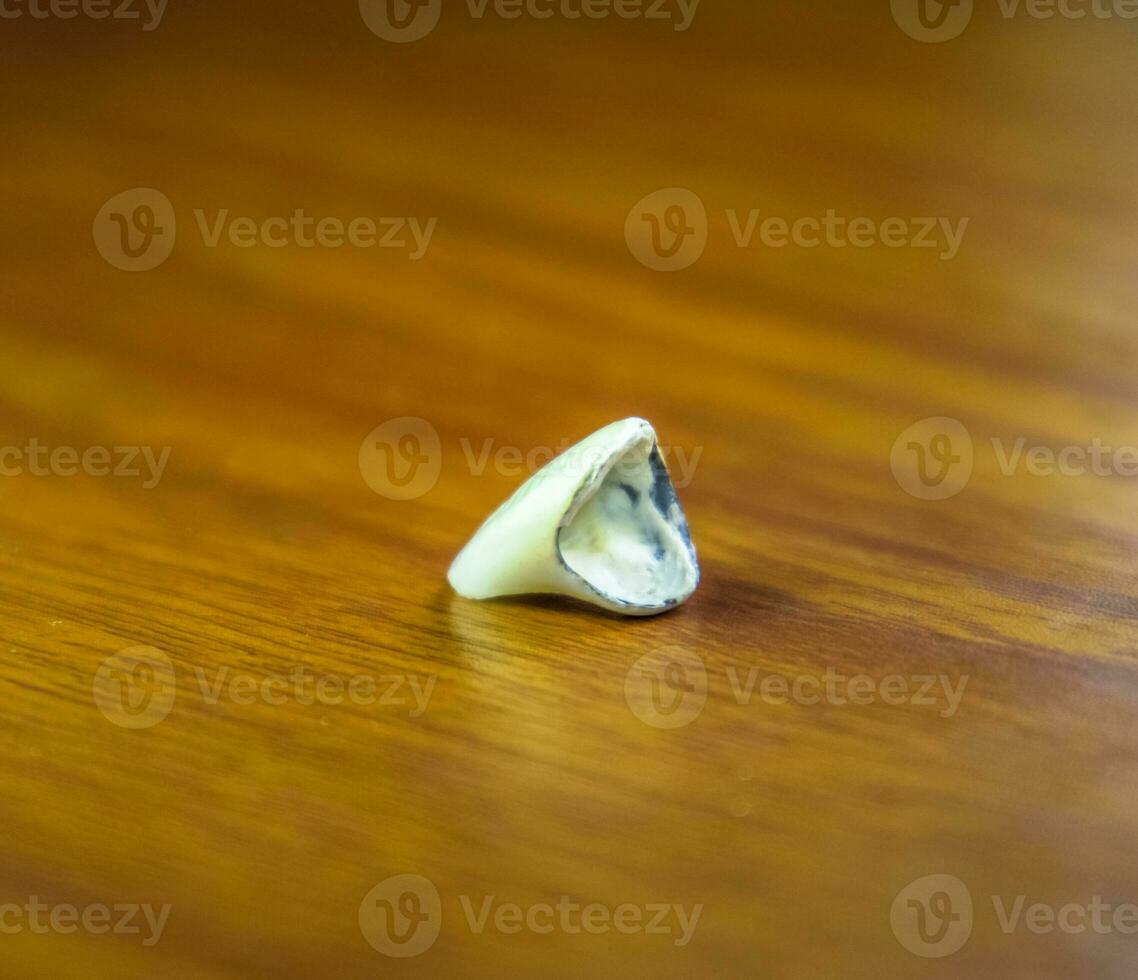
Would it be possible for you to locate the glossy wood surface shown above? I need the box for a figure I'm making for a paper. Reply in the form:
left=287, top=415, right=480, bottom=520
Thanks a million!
left=2, top=2, right=1138, bottom=976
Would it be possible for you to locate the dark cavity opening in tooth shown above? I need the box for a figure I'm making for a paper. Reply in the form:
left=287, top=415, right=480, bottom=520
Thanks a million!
left=557, top=441, right=697, bottom=608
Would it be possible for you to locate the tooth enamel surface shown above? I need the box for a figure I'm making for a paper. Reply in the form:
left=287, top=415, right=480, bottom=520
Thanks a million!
left=447, top=418, right=699, bottom=616
left=557, top=441, right=696, bottom=609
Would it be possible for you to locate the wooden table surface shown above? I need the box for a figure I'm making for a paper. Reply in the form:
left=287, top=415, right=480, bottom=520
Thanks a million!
left=3, top=2, right=1138, bottom=977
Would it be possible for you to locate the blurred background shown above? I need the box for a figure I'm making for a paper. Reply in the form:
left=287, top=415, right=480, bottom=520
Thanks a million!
left=2, top=0, right=1138, bottom=977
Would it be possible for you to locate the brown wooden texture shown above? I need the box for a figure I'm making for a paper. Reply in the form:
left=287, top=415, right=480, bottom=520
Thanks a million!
left=2, top=2, right=1138, bottom=977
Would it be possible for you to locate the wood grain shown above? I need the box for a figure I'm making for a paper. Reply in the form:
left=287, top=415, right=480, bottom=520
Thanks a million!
left=2, top=2, right=1138, bottom=977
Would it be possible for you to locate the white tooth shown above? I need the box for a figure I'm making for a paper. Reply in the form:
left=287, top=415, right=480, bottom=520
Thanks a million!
left=448, top=418, right=699, bottom=616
